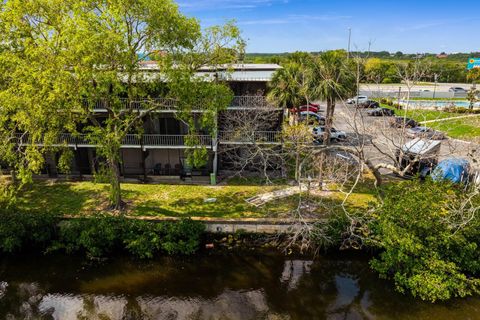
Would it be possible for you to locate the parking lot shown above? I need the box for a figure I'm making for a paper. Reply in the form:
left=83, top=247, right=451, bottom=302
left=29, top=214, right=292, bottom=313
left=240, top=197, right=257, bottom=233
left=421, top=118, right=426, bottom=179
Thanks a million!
left=316, top=102, right=480, bottom=172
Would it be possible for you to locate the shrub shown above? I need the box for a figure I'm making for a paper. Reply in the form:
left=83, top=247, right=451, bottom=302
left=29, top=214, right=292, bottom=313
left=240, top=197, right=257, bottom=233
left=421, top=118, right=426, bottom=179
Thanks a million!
left=52, top=215, right=124, bottom=258
left=52, top=216, right=205, bottom=259
left=156, top=219, right=205, bottom=255
left=0, top=209, right=57, bottom=253
left=444, top=106, right=480, bottom=114
left=312, top=212, right=351, bottom=249
left=122, top=220, right=164, bottom=259
left=369, top=180, right=480, bottom=302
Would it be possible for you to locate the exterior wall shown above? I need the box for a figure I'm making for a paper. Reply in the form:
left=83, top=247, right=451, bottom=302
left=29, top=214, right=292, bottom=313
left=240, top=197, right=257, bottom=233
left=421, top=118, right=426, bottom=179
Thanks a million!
left=13, top=69, right=283, bottom=183
left=145, top=149, right=184, bottom=175
left=120, top=148, right=213, bottom=177
left=229, top=81, right=268, bottom=96
left=121, top=149, right=144, bottom=175
left=143, top=114, right=187, bottom=135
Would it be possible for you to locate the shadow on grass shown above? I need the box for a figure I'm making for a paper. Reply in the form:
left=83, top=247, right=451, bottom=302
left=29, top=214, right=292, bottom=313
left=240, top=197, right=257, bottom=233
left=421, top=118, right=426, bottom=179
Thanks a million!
left=132, top=193, right=260, bottom=218
left=17, top=182, right=110, bottom=216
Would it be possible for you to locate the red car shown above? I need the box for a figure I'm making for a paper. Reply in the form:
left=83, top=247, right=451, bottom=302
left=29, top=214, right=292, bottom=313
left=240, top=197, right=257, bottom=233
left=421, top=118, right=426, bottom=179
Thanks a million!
left=292, top=103, right=321, bottom=113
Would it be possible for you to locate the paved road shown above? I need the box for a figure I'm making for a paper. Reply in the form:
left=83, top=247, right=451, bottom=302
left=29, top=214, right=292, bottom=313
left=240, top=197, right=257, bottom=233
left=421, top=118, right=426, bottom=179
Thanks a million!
left=360, top=83, right=475, bottom=93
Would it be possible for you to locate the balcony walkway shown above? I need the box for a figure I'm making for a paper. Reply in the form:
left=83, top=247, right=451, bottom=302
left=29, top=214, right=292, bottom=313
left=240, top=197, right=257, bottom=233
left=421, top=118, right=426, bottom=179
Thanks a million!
left=86, top=96, right=280, bottom=113
left=14, top=130, right=283, bottom=149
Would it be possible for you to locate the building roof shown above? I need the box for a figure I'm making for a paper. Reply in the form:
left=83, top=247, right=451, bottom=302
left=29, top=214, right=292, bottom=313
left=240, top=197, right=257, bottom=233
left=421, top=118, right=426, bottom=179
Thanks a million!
left=137, top=62, right=281, bottom=82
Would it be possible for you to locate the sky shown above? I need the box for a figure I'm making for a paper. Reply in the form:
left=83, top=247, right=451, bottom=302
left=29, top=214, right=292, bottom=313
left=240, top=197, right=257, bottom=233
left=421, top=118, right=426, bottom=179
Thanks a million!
left=178, top=0, right=479, bottom=54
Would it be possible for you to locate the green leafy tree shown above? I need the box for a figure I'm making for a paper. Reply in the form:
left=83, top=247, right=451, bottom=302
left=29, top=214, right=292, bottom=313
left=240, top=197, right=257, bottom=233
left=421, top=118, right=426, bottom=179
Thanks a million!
left=365, top=58, right=391, bottom=84
left=0, top=0, right=83, bottom=194
left=0, top=0, right=243, bottom=210
left=466, top=87, right=479, bottom=110
left=370, top=180, right=480, bottom=302
left=467, top=68, right=480, bottom=84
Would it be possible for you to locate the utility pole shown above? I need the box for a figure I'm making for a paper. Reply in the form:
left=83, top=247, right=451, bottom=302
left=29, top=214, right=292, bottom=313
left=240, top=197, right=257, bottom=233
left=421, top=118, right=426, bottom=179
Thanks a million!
left=397, top=86, right=402, bottom=109
left=347, top=28, right=352, bottom=59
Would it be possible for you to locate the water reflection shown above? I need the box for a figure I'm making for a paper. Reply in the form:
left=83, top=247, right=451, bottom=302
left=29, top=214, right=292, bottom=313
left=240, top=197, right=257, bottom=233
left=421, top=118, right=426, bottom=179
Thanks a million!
left=280, top=260, right=312, bottom=291
left=0, top=253, right=479, bottom=320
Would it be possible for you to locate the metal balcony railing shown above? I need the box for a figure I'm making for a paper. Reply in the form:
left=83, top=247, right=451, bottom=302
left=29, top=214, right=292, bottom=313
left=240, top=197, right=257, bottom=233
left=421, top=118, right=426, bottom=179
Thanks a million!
left=84, top=96, right=278, bottom=112
left=142, top=134, right=212, bottom=147
left=229, top=96, right=277, bottom=109
left=14, top=133, right=212, bottom=148
left=86, top=98, right=177, bottom=112
left=218, top=131, right=282, bottom=144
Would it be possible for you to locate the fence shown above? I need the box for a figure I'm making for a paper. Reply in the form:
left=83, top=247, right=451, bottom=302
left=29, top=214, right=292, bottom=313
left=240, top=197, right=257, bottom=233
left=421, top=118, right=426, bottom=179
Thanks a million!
left=360, top=90, right=467, bottom=99
left=85, top=96, right=278, bottom=112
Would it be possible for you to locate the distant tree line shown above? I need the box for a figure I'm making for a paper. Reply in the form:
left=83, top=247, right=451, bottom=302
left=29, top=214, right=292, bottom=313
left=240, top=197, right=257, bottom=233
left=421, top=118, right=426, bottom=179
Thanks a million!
left=246, top=51, right=480, bottom=84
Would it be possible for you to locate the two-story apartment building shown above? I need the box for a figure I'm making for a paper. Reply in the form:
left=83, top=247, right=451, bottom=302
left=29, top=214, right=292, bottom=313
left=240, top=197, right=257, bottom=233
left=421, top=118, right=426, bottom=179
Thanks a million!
left=32, top=64, right=284, bottom=183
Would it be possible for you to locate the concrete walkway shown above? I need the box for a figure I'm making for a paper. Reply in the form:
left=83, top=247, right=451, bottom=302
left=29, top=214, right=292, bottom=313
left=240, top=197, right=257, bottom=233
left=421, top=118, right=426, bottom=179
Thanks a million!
left=419, top=113, right=480, bottom=124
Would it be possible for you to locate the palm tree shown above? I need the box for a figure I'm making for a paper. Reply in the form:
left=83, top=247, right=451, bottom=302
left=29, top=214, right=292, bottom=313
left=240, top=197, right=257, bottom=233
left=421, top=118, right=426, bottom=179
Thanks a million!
left=268, top=58, right=320, bottom=125
left=312, top=51, right=356, bottom=145
left=267, top=62, right=305, bottom=111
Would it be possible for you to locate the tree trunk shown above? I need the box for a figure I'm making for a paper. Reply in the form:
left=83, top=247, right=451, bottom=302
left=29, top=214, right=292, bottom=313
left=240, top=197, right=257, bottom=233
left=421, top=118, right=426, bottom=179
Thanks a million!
left=108, top=157, right=124, bottom=211
left=295, top=152, right=300, bottom=182
left=316, top=153, right=324, bottom=190
left=323, top=98, right=335, bottom=146
left=318, top=98, right=335, bottom=189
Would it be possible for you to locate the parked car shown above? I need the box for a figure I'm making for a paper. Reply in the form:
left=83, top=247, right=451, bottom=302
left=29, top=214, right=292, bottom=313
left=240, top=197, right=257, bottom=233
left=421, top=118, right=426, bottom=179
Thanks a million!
left=292, top=103, right=321, bottom=114
left=406, top=126, right=445, bottom=140
left=449, top=87, right=467, bottom=93
left=346, top=95, right=368, bottom=105
left=312, top=126, right=347, bottom=142
left=357, top=100, right=380, bottom=108
left=389, top=116, right=418, bottom=128
left=367, top=107, right=395, bottom=116
left=299, top=111, right=325, bottom=125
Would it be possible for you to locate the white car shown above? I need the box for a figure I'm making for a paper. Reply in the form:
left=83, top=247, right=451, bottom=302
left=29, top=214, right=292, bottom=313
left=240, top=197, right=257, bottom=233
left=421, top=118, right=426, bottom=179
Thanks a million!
left=312, top=126, right=347, bottom=142
left=347, top=95, right=368, bottom=104
left=449, top=87, right=467, bottom=93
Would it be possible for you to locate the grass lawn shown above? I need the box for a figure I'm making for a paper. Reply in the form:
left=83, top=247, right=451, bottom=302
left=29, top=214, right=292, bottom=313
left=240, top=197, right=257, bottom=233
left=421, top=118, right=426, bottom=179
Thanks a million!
left=12, top=179, right=378, bottom=219
left=380, top=103, right=462, bottom=121
left=428, top=117, right=480, bottom=142
left=380, top=103, right=480, bottom=140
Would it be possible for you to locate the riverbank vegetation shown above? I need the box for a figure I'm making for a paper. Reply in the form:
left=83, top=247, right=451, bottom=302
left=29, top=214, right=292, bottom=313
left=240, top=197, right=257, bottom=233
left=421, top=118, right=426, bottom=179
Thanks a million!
left=0, top=210, right=205, bottom=259
left=370, top=180, right=480, bottom=302
left=0, top=179, right=479, bottom=302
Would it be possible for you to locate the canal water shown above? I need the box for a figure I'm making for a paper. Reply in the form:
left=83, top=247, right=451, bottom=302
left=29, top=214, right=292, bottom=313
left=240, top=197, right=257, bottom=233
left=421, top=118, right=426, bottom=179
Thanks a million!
left=0, top=252, right=479, bottom=320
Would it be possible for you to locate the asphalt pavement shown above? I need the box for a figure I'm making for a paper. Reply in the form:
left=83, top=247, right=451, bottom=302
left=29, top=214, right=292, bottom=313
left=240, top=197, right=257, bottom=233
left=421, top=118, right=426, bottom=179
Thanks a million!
left=318, top=102, right=480, bottom=172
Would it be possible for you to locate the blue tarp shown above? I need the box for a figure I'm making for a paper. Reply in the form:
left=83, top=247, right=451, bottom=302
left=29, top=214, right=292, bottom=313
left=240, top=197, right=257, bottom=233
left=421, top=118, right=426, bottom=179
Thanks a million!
left=432, top=158, right=470, bottom=183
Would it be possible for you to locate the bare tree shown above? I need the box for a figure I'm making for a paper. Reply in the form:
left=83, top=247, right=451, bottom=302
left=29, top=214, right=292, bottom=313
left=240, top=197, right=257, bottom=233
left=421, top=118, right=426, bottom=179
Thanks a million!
left=218, top=106, right=285, bottom=183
